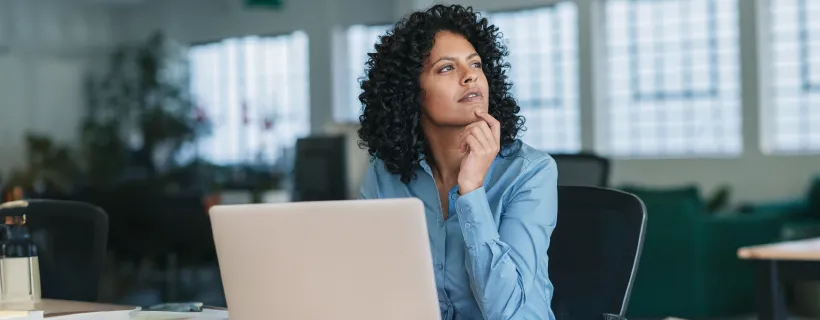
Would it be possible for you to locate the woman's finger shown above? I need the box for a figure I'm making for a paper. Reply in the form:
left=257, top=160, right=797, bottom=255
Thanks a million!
left=476, top=110, right=501, bottom=145
left=467, top=126, right=492, bottom=152
left=460, top=122, right=481, bottom=142
left=474, top=121, right=495, bottom=151
left=464, top=134, right=482, bottom=155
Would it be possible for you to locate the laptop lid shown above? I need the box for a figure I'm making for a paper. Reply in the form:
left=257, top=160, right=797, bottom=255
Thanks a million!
left=209, top=198, right=440, bottom=320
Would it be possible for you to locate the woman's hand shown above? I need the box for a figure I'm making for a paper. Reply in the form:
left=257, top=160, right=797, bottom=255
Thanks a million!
left=458, top=110, right=501, bottom=195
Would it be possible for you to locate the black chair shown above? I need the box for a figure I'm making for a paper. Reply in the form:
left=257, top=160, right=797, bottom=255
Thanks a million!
left=552, top=153, right=611, bottom=187
left=292, top=135, right=348, bottom=201
left=0, top=199, right=108, bottom=302
left=549, top=186, right=646, bottom=320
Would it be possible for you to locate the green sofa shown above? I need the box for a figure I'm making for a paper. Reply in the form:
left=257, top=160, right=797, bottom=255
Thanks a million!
left=621, top=185, right=790, bottom=319
left=743, top=176, right=820, bottom=241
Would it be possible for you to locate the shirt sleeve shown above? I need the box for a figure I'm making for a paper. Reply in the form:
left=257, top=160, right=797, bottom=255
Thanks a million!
left=454, top=156, right=557, bottom=320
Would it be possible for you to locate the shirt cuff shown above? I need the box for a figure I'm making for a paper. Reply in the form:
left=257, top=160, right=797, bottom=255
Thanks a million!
left=454, top=186, right=500, bottom=251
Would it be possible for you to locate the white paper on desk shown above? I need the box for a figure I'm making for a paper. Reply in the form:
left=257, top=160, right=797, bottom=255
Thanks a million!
left=45, top=310, right=131, bottom=320
left=131, top=310, right=229, bottom=320
left=0, top=310, right=43, bottom=319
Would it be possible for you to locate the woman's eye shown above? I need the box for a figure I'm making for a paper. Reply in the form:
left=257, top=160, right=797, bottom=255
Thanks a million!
left=471, top=62, right=482, bottom=68
left=439, top=65, right=454, bottom=73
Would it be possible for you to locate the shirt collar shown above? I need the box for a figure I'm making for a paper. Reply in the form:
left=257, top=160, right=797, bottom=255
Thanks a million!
left=418, top=155, right=433, bottom=176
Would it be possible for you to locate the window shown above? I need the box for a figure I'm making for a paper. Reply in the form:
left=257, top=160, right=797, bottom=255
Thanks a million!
left=604, top=0, right=742, bottom=158
left=489, top=3, right=580, bottom=153
left=188, top=31, right=310, bottom=166
left=336, top=24, right=391, bottom=123
left=767, top=0, right=820, bottom=153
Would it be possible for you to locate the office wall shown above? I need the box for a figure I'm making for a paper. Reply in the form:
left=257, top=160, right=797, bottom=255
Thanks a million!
left=0, top=0, right=119, bottom=175
left=1, top=0, right=816, bottom=204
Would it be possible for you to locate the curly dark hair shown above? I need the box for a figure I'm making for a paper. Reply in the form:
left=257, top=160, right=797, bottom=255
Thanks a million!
left=357, top=4, right=525, bottom=183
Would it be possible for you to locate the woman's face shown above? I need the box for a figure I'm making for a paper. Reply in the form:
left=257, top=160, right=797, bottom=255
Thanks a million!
left=419, top=31, right=490, bottom=128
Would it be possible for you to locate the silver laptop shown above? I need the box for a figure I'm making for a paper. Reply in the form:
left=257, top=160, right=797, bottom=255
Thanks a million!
left=209, top=198, right=441, bottom=320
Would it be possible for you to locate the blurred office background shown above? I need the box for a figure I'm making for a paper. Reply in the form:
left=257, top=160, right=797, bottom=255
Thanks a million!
left=0, top=0, right=818, bottom=318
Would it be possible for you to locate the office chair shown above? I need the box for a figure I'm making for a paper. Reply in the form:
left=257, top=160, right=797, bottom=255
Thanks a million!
left=549, top=186, right=646, bottom=320
left=151, top=193, right=217, bottom=302
left=292, top=135, right=348, bottom=201
left=0, top=199, right=109, bottom=302
left=551, top=153, right=611, bottom=187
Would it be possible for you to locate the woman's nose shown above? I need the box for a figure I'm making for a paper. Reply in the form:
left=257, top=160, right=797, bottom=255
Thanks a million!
left=462, top=71, right=477, bottom=85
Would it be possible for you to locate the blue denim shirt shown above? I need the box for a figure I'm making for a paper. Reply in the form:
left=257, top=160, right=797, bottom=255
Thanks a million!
left=359, top=140, right=557, bottom=320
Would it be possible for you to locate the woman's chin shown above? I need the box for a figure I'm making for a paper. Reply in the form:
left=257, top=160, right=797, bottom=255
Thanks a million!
left=473, top=104, right=490, bottom=116
left=424, top=110, right=487, bottom=127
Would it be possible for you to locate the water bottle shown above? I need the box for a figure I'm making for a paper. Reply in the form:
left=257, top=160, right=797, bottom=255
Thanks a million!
left=0, top=201, right=41, bottom=302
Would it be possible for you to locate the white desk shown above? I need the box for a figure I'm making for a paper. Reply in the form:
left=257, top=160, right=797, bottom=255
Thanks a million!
left=0, top=299, right=227, bottom=319
left=737, top=237, right=820, bottom=320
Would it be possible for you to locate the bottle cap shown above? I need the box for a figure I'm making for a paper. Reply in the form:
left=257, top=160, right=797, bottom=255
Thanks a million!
left=0, top=200, right=28, bottom=210
left=0, top=201, right=28, bottom=225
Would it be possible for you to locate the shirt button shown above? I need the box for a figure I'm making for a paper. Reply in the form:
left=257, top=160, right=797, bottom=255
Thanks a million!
left=450, top=194, right=457, bottom=200
left=436, top=263, right=444, bottom=270
left=464, top=222, right=472, bottom=228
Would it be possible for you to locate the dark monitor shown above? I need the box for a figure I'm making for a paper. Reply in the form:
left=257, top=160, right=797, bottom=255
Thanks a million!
left=292, top=135, right=348, bottom=202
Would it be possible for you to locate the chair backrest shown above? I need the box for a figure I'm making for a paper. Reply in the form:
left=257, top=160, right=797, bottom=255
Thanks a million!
left=551, top=153, right=611, bottom=187
left=292, top=135, right=348, bottom=201
left=549, top=186, right=646, bottom=320
left=0, top=199, right=108, bottom=302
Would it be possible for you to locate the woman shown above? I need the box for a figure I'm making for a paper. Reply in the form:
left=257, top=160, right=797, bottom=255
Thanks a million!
left=357, top=4, right=557, bottom=320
